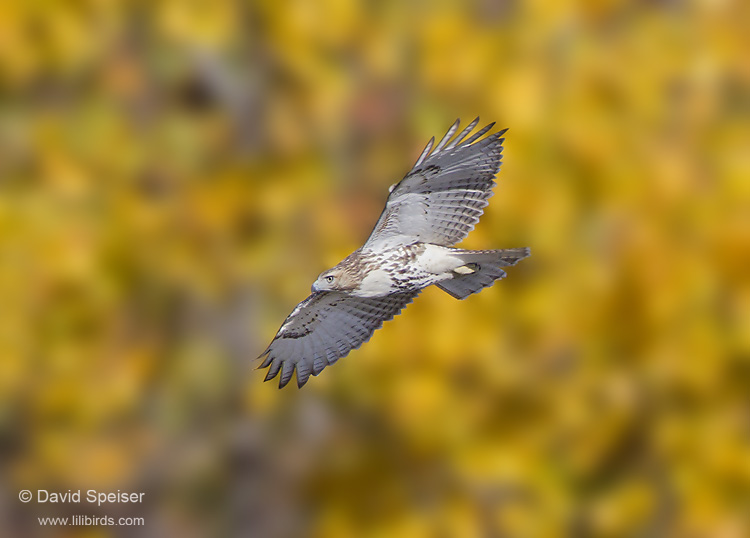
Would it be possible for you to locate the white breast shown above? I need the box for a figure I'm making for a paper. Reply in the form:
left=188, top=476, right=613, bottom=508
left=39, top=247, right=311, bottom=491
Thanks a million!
left=356, top=268, right=395, bottom=297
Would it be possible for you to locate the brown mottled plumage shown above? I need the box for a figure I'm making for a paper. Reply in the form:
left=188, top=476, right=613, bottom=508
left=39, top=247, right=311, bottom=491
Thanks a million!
left=259, top=118, right=530, bottom=388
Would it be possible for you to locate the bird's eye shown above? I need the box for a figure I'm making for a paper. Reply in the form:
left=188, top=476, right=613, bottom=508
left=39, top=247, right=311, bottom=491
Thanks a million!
left=325, top=275, right=334, bottom=283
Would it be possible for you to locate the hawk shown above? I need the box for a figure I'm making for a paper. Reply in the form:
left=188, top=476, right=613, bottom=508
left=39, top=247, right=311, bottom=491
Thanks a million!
left=259, top=118, right=530, bottom=388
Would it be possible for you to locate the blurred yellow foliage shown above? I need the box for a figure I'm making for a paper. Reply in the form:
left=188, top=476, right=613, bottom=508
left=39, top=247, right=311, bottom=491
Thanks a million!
left=1, top=0, right=749, bottom=536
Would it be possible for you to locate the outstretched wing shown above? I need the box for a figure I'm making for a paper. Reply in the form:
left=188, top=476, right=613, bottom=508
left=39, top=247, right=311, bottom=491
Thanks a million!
left=364, top=118, right=507, bottom=250
left=259, top=291, right=419, bottom=388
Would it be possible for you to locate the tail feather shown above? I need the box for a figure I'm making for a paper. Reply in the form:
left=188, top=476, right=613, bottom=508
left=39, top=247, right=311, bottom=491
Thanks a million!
left=437, top=248, right=529, bottom=300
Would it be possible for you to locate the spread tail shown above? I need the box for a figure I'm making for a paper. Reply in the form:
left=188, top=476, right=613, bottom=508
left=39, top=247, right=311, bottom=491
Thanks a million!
left=436, top=247, right=530, bottom=300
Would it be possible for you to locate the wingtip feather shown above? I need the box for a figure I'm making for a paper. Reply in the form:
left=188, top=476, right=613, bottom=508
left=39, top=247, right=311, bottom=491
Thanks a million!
left=258, top=352, right=273, bottom=369
left=461, top=121, right=496, bottom=146
left=447, top=117, right=481, bottom=150
left=295, top=360, right=312, bottom=387
left=264, top=358, right=282, bottom=382
left=296, top=374, right=310, bottom=389
left=433, top=118, right=461, bottom=154
left=415, top=136, right=435, bottom=167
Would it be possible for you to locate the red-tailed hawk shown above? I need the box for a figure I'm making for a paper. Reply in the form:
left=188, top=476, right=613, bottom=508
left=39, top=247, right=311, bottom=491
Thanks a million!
left=259, top=118, right=530, bottom=388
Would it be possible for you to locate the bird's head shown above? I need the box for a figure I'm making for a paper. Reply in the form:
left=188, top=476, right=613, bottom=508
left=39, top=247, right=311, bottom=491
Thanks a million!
left=311, top=268, right=353, bottom=292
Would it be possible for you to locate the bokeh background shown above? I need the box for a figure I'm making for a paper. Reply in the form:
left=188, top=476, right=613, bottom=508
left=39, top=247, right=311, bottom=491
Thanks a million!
left=1, top=1, right=749, bottom=536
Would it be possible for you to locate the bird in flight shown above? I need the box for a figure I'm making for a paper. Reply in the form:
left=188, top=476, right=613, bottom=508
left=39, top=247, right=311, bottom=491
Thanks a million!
left=259, top=118, right=530, bottom=388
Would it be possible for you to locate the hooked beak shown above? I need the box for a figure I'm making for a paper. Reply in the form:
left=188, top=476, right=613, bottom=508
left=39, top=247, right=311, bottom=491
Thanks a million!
left=311, top=281, right=320, bottom=292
